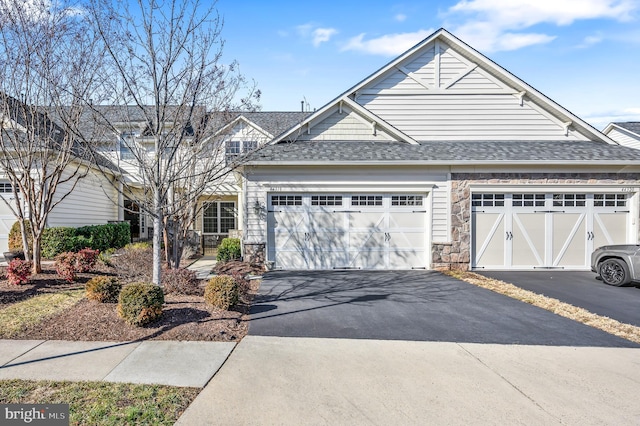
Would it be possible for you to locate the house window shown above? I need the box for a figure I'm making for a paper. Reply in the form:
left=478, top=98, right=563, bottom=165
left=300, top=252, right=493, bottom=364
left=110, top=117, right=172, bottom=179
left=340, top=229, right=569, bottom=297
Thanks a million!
left=271, top=195, right=302, bottom=206
left=225, top=140, right=257, bottom=164
left=553, top=193, right=586, bottom=207
left=391, top=195, right=423, bottom=206
left=311, top=195, right=342, bottom=206
left=512, top=194, right=545, bottom=207
left=472, top=193, right=504, bottom=207
left=594, top=193, right=627, bottom=207
left=119, top=132, right=136, bottom=160
left=351, top=195, right=383, bottom=206
left=203, top=202, right=236, bottom=234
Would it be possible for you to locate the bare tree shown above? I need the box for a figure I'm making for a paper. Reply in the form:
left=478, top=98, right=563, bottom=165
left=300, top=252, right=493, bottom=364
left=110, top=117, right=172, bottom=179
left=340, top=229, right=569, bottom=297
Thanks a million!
left=0, top=0, right=106, bottom=273
left=86, top=0, right=259, bottom=284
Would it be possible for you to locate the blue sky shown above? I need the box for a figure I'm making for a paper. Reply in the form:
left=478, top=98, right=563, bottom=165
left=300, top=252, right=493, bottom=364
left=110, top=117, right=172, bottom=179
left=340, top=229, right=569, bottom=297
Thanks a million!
left=217, top=0, right=640, bottom=129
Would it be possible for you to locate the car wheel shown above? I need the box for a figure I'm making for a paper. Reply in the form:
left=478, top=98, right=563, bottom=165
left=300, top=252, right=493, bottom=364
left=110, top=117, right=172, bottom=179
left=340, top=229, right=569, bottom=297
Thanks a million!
left=598, top=259, right=631, bottom=287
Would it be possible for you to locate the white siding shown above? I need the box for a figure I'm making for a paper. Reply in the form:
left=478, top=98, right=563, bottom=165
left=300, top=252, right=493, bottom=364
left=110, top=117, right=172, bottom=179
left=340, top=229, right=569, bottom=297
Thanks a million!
left=48, top=166, right=119, bottom=227
left=431, top=182, right=449, bottom=242
left=606, top=127, right=640, bottom=150
left=298, top=110, right=395, bottom=141
left=358, top=94, right=583, bottom=140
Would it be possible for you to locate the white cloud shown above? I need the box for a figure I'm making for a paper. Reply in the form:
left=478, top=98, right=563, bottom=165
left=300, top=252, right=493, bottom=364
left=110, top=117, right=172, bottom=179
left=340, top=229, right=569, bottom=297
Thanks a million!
left=449, top=0, right=638, bottom=26
left=341, top=29, right=434, bottom=56
left=444, top=0, right=640, bottom=51
left=312, top=27, right=338, bottom=47
left=576, top=33, right=604, bottom=48
left=296, top=23, right=338, bottom=47
left=395, top=13, right=407, bottom=22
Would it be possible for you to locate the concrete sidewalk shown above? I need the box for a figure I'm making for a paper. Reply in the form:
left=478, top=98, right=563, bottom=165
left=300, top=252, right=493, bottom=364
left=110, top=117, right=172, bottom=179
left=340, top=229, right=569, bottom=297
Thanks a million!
left=0, top=340, right=234, bottom=388
left=177, top=336, right=640, bottom=425
left=186, top=257, right=217, bottom=280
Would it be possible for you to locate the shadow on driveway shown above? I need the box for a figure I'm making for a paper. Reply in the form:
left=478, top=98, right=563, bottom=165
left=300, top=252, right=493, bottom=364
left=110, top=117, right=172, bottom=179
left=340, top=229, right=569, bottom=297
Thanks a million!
left=249, top=270, right=638, bottom=347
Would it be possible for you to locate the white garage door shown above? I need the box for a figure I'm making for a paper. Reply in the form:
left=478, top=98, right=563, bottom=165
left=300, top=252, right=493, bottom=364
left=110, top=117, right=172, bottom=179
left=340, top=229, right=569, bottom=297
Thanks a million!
left=267, top=193, right=427, bottom=270
left=472, top=193, right=629, bottom=270
left=0, top=194, right=17, bottom=254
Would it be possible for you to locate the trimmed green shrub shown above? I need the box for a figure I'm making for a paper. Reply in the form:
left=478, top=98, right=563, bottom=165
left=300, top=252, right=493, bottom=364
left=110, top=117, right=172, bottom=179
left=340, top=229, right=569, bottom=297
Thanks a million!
left=8, top=220, right=32, bottom=253
left=216, top=238, right=241, bottom=263
left=162, top=268, right=201, bottom=295
left=86, top=276, right=122, bottom=303
left=7, top=259, right=32, bottom=285
left=76, top=222, right=130, bottom=252
left=40, top=223, right=131, bottom=259
left=204, top=275, right=239, bottom=310
left=41, top=227, right=77, bottom=258
left=117, top=282, right=164, bottom=326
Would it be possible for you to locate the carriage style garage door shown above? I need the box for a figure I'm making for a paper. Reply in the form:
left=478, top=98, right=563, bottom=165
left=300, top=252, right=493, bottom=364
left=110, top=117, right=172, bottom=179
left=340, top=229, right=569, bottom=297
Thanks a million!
left=267, top=193, right=427, bottom=270
left=472, top=192, right=629, bottom=270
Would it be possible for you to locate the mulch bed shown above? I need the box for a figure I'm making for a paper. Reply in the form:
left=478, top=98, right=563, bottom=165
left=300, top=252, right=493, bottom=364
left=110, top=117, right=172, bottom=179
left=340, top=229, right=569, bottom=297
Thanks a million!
left=0, top=260, right=263, bottom=342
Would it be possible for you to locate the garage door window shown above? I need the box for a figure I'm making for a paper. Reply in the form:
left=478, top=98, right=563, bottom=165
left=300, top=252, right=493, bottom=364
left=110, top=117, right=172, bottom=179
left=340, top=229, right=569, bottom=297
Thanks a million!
left=594, top=193, right=627, bottom=207
left=472, top=193, right=504, bottom=207
left=311, top=195, right=342, bottom=206
left=352, top=195, right=382, bottom=206
left=271, top=195, right=302, bottom=206
left=512, top=194, right=544, bottom=207
left=553, top=194, right=586, bottom=207
left=0, top=182, right=17, bottom=193
left=391, top=195, right=423, bottom=206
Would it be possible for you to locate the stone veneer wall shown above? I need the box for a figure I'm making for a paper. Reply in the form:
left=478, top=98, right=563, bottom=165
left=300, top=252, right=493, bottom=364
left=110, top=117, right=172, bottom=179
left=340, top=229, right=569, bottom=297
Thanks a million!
left=432, top=173, right=640, bottom=271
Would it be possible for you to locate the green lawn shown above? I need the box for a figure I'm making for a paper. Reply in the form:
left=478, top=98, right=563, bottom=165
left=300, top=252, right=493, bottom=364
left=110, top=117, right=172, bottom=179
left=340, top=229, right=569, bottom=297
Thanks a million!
left=0, top=379, right=200, bottom=425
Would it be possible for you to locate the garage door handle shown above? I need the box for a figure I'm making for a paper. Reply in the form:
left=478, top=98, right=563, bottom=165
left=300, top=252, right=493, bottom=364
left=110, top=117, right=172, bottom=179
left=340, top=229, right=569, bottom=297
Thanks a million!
left=333, top=210, right=362, bottom=213
left=412, top=210, right=427, bottom=213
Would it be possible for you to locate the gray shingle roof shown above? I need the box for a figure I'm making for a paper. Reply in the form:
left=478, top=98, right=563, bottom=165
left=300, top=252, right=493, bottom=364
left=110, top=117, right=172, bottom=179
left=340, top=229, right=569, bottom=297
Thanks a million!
left=246, top=140, right=640, bottom=164
left=236, top=112, right=309, bottom=138
left=613, top=122, right=640, bottom=136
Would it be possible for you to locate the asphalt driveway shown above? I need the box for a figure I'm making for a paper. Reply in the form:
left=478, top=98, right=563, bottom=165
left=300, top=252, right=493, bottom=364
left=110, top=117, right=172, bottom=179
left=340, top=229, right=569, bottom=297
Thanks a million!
left=478, top=271, right=640, bottom=327
left=249, top=270, right=638, bottom=347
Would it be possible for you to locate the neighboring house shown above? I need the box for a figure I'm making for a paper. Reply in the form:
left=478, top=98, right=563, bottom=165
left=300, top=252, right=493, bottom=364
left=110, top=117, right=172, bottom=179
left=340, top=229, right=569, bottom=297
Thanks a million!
left=0, top=97, right=121, bottom=254
left=603, top=122, right=640, bottom=150
left=240, top=28, right=640, bottom=271
left=194, top=112, right=308, bottom=253
left=85, top=107, right=307, bottom=252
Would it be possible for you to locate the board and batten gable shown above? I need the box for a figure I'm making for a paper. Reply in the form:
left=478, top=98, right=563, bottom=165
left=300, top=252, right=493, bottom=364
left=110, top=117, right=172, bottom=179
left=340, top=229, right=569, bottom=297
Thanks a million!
left=48, top=164, right=119, bottom=227
left=355, top=39, right=589, bottom=141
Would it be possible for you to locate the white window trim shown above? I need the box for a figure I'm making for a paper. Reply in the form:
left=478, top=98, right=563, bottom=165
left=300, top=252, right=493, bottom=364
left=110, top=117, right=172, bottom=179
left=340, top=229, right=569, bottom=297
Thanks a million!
left=203, top=201, right=237, bottom=235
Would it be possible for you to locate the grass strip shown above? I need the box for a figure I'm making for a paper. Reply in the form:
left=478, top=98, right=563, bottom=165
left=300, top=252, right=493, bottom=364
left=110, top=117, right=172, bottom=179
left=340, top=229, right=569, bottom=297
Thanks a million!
left=444, top=270, right=640, bottom=344
left=0, top=379, right=199, bottom=425
left=0, top=290, right=84, bottom=338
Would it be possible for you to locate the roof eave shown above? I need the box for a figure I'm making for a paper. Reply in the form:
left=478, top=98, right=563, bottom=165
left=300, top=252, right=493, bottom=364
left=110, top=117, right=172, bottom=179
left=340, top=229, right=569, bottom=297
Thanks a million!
left=245, top=160, right=640, bottom=167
